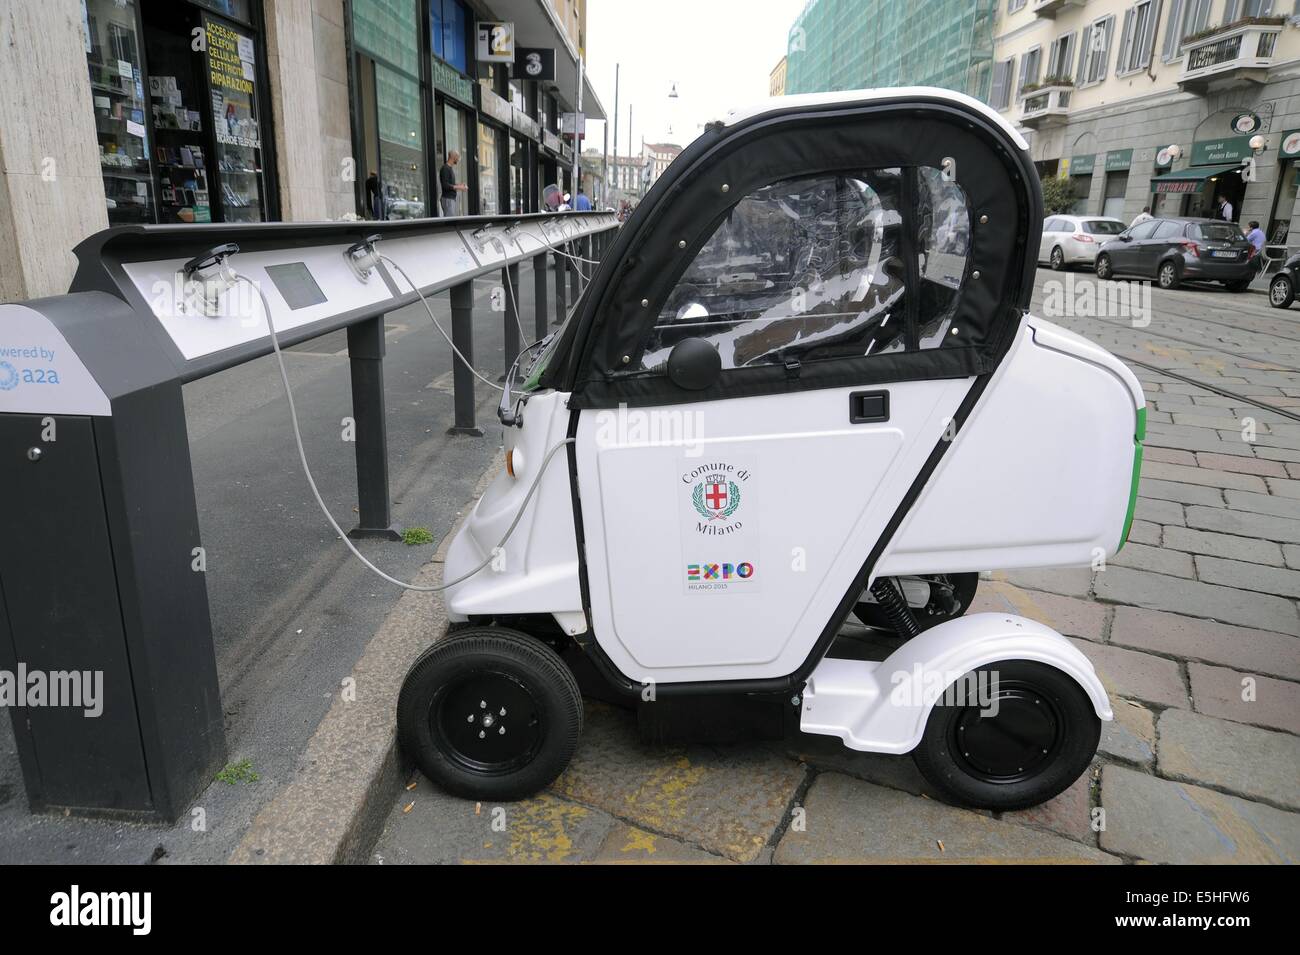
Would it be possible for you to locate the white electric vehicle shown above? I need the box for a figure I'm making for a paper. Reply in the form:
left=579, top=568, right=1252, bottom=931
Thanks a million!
left=397, top=88, right=1145, bottom=811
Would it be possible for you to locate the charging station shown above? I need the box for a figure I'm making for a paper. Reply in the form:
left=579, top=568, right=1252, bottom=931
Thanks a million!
left=0, top=211, right=617, bottom=820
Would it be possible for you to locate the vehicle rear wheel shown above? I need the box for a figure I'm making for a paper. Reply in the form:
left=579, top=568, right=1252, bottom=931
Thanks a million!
left=1157, top=260, right=1180, bottom=290
left=1269, top=274, right=1294, bottom=309
left=1050, top=246, right=1065, bottom=271
left=397, top=626, right=583, bottom=801
left=1095, top=253, right=1113, bottom=280
left=912, top=660, right=1101, bottom=811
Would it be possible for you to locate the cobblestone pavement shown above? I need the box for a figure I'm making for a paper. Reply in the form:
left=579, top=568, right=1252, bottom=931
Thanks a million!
left=373, top=271, right=1300, bottom=864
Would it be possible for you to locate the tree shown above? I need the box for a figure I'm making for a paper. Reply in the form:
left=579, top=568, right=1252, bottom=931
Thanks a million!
left=1040, top=171, right=1075, bottom=216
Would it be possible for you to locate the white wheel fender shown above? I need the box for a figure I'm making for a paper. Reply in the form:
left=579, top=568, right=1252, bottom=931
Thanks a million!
left=799, top=613, right=1112, bottom=755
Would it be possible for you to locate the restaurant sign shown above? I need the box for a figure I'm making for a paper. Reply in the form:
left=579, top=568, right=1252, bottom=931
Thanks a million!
left=1190, top=136, right=1250, bottom=165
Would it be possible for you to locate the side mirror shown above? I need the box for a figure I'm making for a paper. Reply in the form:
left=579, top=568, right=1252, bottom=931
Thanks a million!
left=666, top=337, right=721, bottom=391
left=1119, top=234, right=1132, bottom=242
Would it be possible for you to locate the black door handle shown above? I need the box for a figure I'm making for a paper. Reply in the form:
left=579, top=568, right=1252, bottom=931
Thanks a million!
left=849, top=390, right=889, bottom=423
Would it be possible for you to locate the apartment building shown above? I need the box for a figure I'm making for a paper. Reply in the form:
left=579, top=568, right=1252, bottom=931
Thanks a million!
left=988, top=0, right=1300, bottom=250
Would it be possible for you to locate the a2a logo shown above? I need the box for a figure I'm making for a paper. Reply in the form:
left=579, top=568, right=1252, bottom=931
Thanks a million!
left=0, top=360, right=60, bottom=390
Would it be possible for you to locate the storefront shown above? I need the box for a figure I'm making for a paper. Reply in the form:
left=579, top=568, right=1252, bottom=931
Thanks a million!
left=351, top=0, right=429, bottom=221
left=477, top=84, right=513, bottom=216
left=431, top=58, right=475, bottom=217
left=1067, top=153, right=1094, bottom=215
left=83, top=0, right=276, bottom=225
left=1268, top=130, right=1300, bottom=248
left=1148, top=137, right=1251, bottom=221
left=1101, top=150, right=1131, bottom=221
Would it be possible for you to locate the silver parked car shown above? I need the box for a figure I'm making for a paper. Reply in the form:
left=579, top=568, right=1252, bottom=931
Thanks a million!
left=1038, top=215, right=1126, bottom=270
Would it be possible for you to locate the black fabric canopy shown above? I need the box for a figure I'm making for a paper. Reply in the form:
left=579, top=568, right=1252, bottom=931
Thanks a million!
left=543, top=94, right=1042, bottom=409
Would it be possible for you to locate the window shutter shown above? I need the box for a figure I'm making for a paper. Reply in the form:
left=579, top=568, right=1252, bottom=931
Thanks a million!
left=1077, top=24, right=1092, bottom=82
left=990, top=60, right=1006, bottom=109
left=1138, top=4, right=1154, bottom=69
left=1162, top=0, right=1184, bottom=60
left=1222, top=0, right=1239, bottom=22
left=1118, top=9, right=1135, bottom=73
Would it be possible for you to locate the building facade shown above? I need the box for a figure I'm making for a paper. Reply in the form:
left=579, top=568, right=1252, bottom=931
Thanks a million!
left=0, top=0, right=604, bottom=300
left=990, top=0, right=1300, bottom=252
left=784, top=0, right=998, bottom=99
left=642, top=141, right=682, bottom=187
left=770, top=54, right=787, bottom=96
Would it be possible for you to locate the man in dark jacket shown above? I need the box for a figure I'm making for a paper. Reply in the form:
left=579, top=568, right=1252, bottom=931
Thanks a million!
left=440, top=151, right=466, bottom=216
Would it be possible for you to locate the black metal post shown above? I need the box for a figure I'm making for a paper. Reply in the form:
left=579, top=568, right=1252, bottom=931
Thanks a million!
left=347, top=316, right=402, bottom=540
left=568, top=241, right=580, bottom=302
left=533, top=251, right=548, bottom=338
left=553, top=248, right=567, bottom=325
left=448, top=280, right=484, bottom=436
left=502, top=263, right=521, bottom=371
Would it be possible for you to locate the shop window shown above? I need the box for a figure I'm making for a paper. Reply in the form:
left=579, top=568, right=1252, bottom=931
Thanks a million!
left=354, top=0, right=419, bottom=76
left=478, top=121, right=501, bottom=215
left=630, top=170, right=912, bottom=373
left=84, top=0, right=155, bottom=224
left=376, top=65, right=426, bottom=219
left=1103, top=170, right=1129, bottom=220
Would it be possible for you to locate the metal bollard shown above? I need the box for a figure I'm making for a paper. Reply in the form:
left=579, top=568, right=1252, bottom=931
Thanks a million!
left=346, top=316, right=402, bottom=540
left=502, top=262, right=521, bottom=375
left=447, top=280, right=484, bottom=436
left=553, top=248, right=567, bottom=326
left=533, top=251, right=548, bottom=339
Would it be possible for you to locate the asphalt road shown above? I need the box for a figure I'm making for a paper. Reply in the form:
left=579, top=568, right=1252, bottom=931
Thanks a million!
left=0, top=261, right=569, bottom=863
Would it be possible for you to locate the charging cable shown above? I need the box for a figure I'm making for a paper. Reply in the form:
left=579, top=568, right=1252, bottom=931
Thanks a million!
left=232, top=273, right=572, bottom=593
left=379, top=255, right=506, bottom=393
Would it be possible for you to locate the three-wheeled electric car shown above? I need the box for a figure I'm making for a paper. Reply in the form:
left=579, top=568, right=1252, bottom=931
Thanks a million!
left=397, top=88, right=1145, bottom=811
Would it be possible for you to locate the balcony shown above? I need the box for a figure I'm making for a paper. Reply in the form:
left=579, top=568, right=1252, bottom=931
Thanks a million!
left=1032, top=0, right=1087, bottom=18
left=1179, top=18, right=1284, bottom=93
left=1019, top=83, right=1073, bottom=128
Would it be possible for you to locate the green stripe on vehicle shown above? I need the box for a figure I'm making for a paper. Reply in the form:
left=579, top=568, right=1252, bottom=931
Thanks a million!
left=1117, top=406, right=1146, bottom=553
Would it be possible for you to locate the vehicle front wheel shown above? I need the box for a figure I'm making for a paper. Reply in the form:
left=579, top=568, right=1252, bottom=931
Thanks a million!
left=1269, top=274, right=1294, bottom=309
left=1157, top=260, right=1180, bottom=290
left=911, top=660, right=1101, bottom=811
left=1050, top=246, right=1065, bottom=271
left=1095, top=253, right=1113, bottom=280
left=397, top=626, right=583, bottom=801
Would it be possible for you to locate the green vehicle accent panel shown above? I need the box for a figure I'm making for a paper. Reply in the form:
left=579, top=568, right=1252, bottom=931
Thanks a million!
left=1117, top=406, right=1146, bottom=553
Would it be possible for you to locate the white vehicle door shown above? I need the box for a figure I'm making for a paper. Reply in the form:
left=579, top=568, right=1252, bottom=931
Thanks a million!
left=549, top=94, right=1042, bottom=689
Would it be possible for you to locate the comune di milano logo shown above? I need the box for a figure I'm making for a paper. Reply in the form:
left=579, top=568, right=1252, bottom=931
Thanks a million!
left=50, top=886, right=151, bottom=935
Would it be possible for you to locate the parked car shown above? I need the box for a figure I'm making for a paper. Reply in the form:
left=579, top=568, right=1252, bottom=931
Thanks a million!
left=1039, top=215, right=1126, bottom=270
left=1094, top=217, right=1256, bottom=291
left=1266, top=252, right=1300, bottom=308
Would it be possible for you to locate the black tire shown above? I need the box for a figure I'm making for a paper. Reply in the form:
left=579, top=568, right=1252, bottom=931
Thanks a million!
left=912, top=660, right=1101, bottom=811
left=397, top=626, right=583, bottom=801
left=1157, top=259, right=1180, bottom=290
left=1049, top=246, right=1065, bottom=271
left=1269, top=274, right=1294, bottom=309
left=852, top=573, right=979, bottom=634
left=1094, top=253, right=1112, bottom=280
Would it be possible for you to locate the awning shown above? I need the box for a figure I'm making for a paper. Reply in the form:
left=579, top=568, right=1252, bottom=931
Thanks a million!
left=1148, top=163, right=1243, bottom=193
